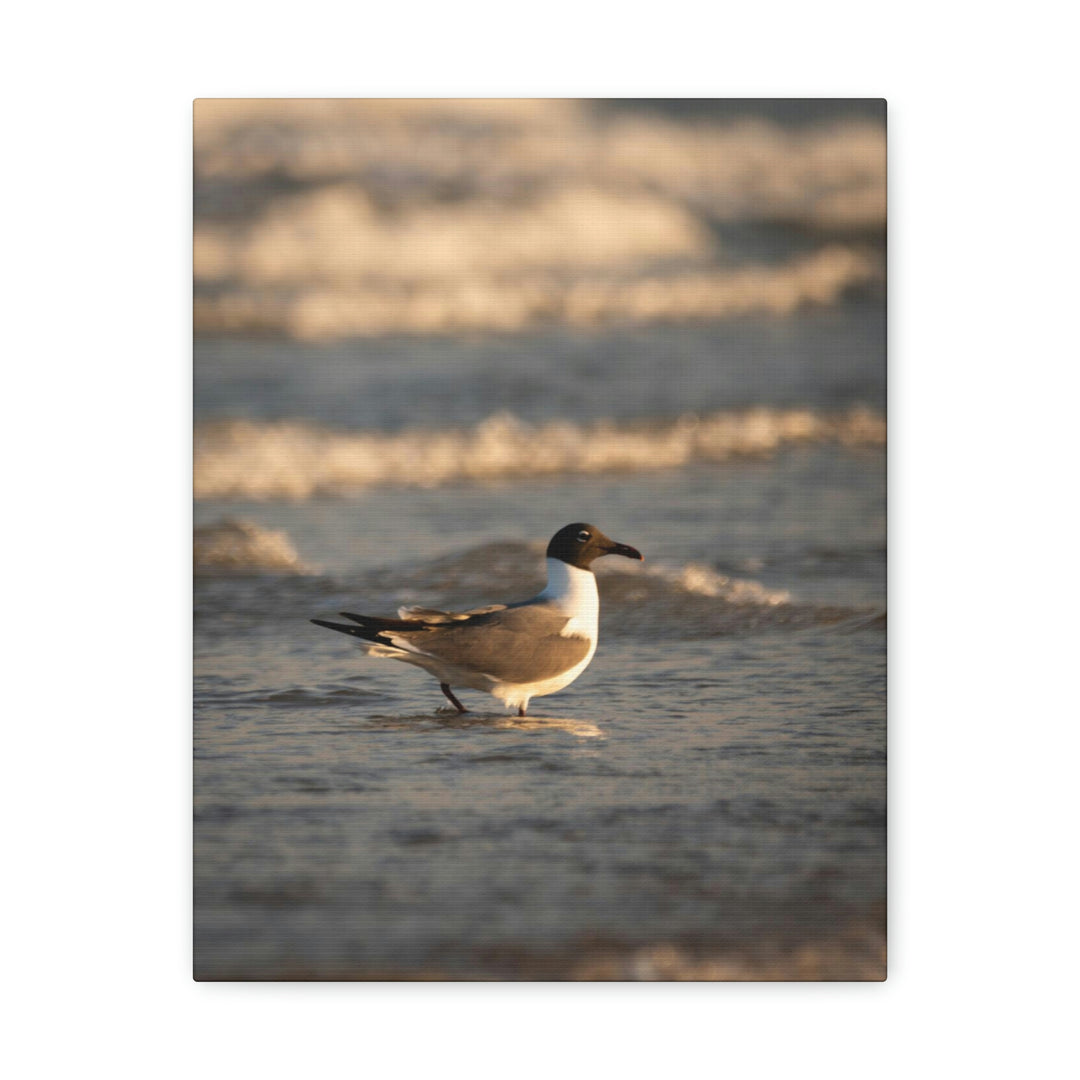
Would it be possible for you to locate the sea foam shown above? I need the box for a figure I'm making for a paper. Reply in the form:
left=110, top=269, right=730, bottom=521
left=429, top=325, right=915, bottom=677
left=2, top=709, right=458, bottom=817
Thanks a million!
left=194, top=406, right=885, bottom=499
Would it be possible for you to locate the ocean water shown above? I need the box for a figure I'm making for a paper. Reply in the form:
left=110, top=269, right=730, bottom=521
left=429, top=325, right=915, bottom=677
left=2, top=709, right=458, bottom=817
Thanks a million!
left=193, top=99, right=885, bottom=980
left=194, top=319, right=885, bottom=981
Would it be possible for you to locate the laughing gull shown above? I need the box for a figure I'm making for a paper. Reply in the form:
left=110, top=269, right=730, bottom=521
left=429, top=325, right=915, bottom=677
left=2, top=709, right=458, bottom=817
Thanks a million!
left=311, top=523, right=643, bottom=716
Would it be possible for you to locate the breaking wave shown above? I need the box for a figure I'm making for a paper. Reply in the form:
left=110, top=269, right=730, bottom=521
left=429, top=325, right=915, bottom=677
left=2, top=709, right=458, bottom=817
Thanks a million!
left=194, top=99, right=885, bottom=231
left=196, top=536, right=881, bottom=642
left=609, top=558, right=789, bottom=604
left=194, top=99, right=885, bottom=339
left=193, top=244, right=878, bottom=340
left=194, top=405, right=885, bottom=499
left=194, top=518, right=307, bottom=574
left=369, top=539, right=792, bottom=610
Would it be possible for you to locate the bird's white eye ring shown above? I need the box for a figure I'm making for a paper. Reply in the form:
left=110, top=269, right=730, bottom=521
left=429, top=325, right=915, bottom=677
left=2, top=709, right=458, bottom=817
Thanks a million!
left=576, top=530, right=591, bottom=542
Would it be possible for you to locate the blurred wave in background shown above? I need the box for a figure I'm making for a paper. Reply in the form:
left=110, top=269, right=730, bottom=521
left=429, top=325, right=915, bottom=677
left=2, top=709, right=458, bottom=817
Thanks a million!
left=194, top=98, right=885, bottom=502
left=194, top=98, right=883, bottom=340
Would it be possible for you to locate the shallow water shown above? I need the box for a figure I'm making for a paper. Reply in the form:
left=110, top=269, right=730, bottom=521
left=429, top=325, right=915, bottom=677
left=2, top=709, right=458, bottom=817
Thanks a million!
left=194, top=446, right=885, bottom=979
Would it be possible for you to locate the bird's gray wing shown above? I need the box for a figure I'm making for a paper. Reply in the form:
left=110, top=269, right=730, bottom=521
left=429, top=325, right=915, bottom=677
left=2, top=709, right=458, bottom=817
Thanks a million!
left=392, top=603, right=590, bottom=684
left=397, top=604, right=507, bottom=623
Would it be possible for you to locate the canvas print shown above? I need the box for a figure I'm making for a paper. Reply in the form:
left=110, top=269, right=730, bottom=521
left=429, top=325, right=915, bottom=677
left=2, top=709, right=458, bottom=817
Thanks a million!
left=193, top=99, right=886, bottom=980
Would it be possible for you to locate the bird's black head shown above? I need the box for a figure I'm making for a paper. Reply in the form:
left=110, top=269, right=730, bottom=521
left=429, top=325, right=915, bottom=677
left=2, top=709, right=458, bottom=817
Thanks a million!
left=546, top=523, right=644, bottom=570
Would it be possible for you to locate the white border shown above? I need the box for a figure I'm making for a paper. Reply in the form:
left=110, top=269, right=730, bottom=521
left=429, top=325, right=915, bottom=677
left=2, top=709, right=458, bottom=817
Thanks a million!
left=8, top=1, right=1078, bottom=1077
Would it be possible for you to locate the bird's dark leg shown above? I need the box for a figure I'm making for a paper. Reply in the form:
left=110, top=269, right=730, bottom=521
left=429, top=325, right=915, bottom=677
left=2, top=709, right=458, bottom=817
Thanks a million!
left=518, top=705, right=527, bottom=718
left=440, top=683, right=468, bottom=713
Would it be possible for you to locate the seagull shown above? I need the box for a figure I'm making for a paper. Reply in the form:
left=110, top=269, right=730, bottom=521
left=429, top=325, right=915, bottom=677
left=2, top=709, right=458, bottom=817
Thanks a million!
left=311, top=523, right=643, bottom=716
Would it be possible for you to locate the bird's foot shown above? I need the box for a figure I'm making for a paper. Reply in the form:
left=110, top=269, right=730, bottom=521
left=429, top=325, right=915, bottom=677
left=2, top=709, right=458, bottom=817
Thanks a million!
left=440, top=683, right=469, bottom=713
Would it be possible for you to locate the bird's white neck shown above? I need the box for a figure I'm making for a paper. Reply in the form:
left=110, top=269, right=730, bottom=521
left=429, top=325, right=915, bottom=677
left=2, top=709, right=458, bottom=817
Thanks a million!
left=538, top=557, right=598, bottom=619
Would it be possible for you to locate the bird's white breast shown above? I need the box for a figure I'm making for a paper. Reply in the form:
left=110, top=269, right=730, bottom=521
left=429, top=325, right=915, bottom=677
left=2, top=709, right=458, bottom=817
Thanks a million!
left=537, top=558, right=599, bottom=641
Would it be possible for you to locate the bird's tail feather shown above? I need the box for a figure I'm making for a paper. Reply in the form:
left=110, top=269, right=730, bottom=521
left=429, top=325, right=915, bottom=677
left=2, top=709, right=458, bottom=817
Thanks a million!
left=309, top=618, right=383, bottom=642
left=311, top=612, right=429, bottom=644
left=338, top=612, right=424, bottom=630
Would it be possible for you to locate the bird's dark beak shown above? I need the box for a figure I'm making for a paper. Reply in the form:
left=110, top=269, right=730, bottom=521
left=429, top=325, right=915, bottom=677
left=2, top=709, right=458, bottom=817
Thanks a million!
left=605, top=541, right=644, bottom=561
